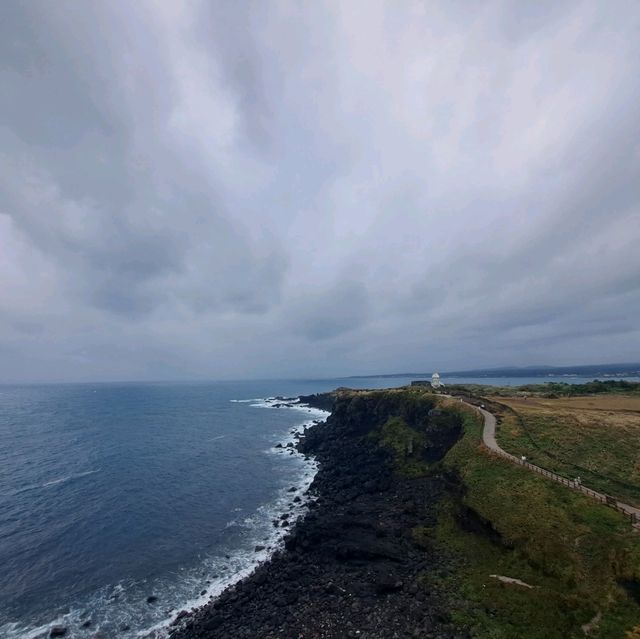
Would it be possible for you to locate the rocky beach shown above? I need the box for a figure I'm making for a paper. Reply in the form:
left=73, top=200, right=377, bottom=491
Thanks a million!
left=169, top=390, right=467, bottom=639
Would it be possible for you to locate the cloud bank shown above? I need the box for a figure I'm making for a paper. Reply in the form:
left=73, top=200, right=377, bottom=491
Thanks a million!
left=0, top=0, right=639, bottom=382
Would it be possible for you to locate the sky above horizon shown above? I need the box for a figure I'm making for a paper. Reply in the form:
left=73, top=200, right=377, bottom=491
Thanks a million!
left=1, top=1, right=639, bottom=383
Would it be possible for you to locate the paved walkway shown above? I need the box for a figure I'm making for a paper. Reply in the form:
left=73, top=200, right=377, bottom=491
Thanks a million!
left=469, top=402, right=640, bottom=528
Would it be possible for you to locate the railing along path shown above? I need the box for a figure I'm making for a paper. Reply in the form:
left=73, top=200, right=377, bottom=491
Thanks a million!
left=464, top=402, right=640, bottom=530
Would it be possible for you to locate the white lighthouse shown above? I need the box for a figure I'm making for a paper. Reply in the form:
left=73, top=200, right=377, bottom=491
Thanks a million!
left=431, top=372, right=441, bottom=389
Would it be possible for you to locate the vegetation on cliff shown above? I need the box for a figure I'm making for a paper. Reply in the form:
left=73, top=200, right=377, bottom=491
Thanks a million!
left=448, top=379, right=640, bottom=398
left=171, top=386, right=640, bottom=638
left=343, top=387, right=640, bottom=637
left=426, top=398, right=640, bottom=639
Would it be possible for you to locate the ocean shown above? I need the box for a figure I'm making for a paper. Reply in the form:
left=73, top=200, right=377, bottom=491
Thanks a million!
left=1, top=375, right=637, bottom=638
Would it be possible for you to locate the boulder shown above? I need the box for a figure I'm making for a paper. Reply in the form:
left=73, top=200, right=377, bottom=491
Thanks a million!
left=171, top=610, right=190, bottom=626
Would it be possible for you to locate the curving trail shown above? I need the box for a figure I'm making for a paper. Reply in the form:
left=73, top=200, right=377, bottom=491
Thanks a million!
left=466, top=401, right=640, bottom=529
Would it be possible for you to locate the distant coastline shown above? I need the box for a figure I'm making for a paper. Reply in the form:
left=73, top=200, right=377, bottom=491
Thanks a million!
left=347, top=362, right=640, bottom=380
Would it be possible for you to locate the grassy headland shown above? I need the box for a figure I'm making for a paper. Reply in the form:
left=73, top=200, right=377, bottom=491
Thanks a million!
left=358, top=386, right=640, bottom=638
left=490, top=394, right=640, bottom=508
left=430, top=399, right=640, bottom=638
left=448, top=379, right=640, bottom=399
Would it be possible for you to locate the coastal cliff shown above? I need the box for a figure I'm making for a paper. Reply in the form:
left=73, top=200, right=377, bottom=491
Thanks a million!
left=169, top=388, right=466, bottom=639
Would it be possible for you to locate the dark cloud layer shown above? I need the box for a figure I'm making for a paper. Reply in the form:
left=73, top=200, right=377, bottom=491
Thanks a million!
left=0, top=0, right=639, bottom=382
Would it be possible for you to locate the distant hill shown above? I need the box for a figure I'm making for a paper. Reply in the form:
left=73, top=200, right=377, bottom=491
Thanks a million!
left=348, top=362, right=640, bottom=379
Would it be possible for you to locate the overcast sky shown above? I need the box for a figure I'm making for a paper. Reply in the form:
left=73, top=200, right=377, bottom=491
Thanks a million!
left=1, top=1, right=639, bottom=383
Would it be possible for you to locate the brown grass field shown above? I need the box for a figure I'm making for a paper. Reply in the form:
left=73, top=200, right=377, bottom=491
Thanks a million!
left=492, top=394, right=640, bottom=507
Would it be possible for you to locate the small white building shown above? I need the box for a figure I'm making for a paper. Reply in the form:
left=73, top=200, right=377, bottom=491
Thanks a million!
left=431, top=372, right=441, bottom=389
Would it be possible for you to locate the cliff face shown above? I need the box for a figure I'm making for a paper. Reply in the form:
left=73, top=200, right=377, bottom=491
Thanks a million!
left=297, top=391, right=337, bottom=412
left=329, top=389, right=438, bottom=435
left=171, top=389, right=467, bottom=639
left=301, top=389, right=462, bottom=465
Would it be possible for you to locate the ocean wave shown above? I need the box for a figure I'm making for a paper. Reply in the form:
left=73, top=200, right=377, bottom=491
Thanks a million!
left=3, top=402, right=326, bottom=639
left=7, top=470, right=100, bottom=497
left=41, top=470, right=100, bottom=488
left=248, top=396, right=329, bottom=420
left=255, top=398, right=330, bottom=453
left=137, top=400, right=324, bottom=637
left=138, top=444, right=319, bottom=639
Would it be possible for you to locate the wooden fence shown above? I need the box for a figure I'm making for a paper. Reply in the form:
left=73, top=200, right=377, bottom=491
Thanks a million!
left=483, top=443, right=640, bottom=528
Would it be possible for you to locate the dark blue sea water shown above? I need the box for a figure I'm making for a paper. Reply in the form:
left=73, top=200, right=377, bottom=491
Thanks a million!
left=0, top=377, right=414, bottom=639
left=1, top=375, right=637, bottom=638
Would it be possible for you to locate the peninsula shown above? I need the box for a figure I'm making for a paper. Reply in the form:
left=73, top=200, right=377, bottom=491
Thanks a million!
left=168, top=382, right=640, bottom=639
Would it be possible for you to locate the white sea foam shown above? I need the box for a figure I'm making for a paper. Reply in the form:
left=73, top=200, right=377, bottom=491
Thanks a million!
left=137, top=398, right=327, bottom=638
left=7, top=470, right=100, bottom=497
left=3, top=401, right=328, bottom=639
left=141, top=466, right=320, bottom=638
left=41, top=469, right=100, bottom=488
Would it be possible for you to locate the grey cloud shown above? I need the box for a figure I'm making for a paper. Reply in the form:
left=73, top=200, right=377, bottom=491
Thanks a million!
left=0, top=0, right=639, bottom=382
left=497, top=0, right=577, bottom=42
left=290, top=282, right=370, bottom=341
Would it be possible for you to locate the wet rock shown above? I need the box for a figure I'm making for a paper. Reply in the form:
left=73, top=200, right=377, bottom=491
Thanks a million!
left=49, top=627, right=67, bottom=638
left=254, top=545, right=266, bottom=552
left=146, top=595, right=158, bottom=604
left=167, top=390, right=464, bottom=639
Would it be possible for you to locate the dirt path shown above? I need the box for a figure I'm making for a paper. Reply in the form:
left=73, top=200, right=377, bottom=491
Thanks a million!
left=470, top=403, right=640, bottom=528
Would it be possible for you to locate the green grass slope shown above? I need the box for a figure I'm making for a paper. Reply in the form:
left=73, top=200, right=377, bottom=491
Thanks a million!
left=426, top=402, right=640, bottom=638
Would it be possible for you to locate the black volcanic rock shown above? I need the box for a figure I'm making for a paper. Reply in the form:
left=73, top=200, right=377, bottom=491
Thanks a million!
left=298, top=392, right=336, bottom=412
left=169, top=390, right=467, bottom=639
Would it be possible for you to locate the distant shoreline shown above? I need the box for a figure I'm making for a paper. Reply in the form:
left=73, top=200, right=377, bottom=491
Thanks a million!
left=348, top=365, right=640, bottom=380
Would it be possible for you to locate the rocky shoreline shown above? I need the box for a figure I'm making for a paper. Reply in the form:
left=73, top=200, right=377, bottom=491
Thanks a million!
left=168, top=390, right=467, bottom=639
